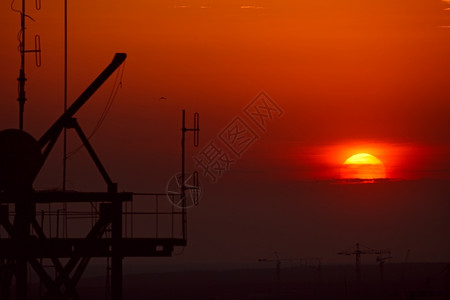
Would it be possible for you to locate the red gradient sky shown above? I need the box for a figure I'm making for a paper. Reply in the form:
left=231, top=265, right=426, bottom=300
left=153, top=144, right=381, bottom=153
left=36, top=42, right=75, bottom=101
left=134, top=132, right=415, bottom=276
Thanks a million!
left=0, top=1, right=449, bottom=263
left=1, top=0, right=450, bottom=181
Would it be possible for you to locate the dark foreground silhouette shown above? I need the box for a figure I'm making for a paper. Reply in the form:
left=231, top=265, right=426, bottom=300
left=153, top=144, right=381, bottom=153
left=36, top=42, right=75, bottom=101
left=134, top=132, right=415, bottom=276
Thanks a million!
left=17, top=262, right=450, bottom=299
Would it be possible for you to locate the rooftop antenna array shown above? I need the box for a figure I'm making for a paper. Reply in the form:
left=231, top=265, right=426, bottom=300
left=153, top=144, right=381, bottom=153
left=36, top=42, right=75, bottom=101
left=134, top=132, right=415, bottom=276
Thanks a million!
left=1, top=6, right=200, bottom=300
left=1, top=53, right=200, bottom=300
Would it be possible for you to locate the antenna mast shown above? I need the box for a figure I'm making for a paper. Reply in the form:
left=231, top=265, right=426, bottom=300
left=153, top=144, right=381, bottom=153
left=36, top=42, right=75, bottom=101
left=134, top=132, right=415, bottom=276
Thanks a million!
left=18, top=0, right=26, bottom=131
left=17, top=0, right=41, bottom=131
left=63, top=0, right=68, bottom=192
left=181, top=110, right=199, bottom=237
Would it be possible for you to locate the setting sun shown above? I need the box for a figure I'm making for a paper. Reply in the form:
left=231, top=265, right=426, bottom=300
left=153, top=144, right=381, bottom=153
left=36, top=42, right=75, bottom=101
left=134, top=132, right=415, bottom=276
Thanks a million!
left=341, top=153, right=386, bottom=180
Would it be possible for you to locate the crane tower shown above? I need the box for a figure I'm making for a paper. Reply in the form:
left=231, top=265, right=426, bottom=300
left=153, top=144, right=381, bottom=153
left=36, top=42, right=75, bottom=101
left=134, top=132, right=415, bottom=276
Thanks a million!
left=338, top=242, right=391, bottom=283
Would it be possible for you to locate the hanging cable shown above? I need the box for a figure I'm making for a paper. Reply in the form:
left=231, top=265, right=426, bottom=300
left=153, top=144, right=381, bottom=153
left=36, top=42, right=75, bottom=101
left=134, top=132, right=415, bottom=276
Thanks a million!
left=67, top=62, right=125, bottom=158
left=10, top=0, right=20, bottom=13
left=11, top=0, right=36, bottom=21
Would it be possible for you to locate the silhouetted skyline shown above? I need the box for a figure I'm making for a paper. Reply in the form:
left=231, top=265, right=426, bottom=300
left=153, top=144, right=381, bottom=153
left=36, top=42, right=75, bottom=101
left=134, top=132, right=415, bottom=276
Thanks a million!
left=0, top=2, right=449, bottom=298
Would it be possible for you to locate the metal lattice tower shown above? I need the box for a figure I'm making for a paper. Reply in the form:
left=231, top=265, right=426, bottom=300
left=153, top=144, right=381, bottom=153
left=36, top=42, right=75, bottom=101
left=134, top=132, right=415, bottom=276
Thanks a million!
left=0, top=53, right=199, bottom=299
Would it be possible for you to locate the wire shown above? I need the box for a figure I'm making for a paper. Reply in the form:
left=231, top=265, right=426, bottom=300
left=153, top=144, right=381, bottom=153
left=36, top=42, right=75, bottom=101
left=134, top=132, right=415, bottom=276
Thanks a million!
left=11, top=0, right=36, bottom=21
left=11, top=0, right=22, bottom=54
left=66, top=62, right=126, bottom=158
left=11, top=0, right=36, bottom=52
left=91, top=61, right=125, bottom=135
left=10, top=0, right=21, bottom=14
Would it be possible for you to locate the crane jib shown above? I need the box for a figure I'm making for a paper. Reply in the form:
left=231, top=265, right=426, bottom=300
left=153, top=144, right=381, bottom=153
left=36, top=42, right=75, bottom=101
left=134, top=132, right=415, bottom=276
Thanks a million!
left=38, top=53, right=127, bottom=149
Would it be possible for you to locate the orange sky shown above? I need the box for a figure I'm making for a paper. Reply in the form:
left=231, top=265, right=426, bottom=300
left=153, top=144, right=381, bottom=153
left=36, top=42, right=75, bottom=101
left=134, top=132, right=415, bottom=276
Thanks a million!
left=0, top=0, right=449, bottom=263
left=1, top=0, right=450, bottom=184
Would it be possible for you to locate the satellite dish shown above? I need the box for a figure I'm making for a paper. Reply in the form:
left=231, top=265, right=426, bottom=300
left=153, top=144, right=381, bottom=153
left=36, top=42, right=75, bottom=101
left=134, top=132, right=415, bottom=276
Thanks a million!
left=0, top=129, right=41, bottom=192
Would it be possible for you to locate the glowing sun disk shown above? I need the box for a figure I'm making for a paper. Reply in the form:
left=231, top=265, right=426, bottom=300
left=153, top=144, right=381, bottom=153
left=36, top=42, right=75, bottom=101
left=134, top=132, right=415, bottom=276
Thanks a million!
left=344, top=153, right=383, bottom=165
left=341, top=153, right=386, bottom=180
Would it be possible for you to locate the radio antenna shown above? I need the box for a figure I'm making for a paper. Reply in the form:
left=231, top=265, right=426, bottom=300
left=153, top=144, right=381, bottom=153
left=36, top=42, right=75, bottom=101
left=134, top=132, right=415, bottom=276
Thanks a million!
left=17, top=0, right=42, bottom=131
left=181, top=110, right=200, bottom=237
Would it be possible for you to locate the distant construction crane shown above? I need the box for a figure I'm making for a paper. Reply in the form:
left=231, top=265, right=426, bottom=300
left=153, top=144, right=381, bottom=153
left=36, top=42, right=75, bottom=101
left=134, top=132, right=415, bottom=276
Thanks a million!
left=258, top=252, right=321, bottom=294
left=338, top=243, right=391, bottom=283
left=376, top=254, right=392, bottom=283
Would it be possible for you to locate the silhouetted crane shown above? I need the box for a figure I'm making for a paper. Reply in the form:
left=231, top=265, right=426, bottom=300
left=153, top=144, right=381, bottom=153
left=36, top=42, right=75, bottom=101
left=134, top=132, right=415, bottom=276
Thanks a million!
left=259, top=252, right=288, bottom=290
left=258, top=252, right=321, bottom=296
left=376, top=254, right=392, bottom=283
left=338, top=243, right=391, bottom=283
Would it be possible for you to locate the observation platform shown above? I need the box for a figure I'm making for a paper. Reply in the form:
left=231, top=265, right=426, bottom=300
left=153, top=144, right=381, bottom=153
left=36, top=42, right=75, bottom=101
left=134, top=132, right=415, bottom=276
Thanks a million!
left=0, top=191, right=133, bottom=204
left=0, top=237, right=186, bottom=257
